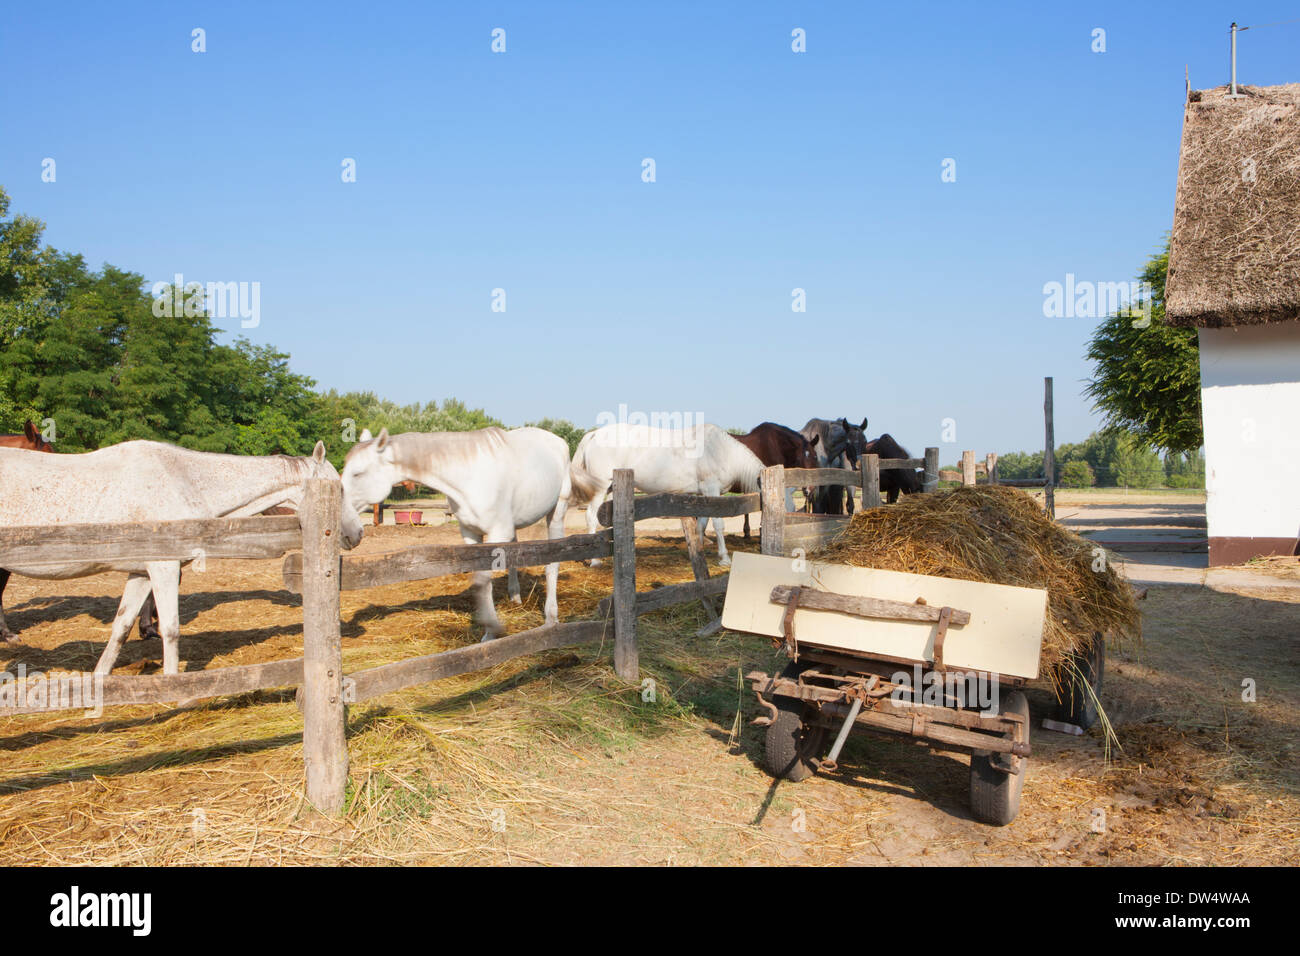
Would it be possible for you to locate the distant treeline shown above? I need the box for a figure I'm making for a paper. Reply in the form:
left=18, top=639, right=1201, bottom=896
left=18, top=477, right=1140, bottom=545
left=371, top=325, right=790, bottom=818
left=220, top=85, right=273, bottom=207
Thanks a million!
left=991, top=431, right=1205, bottom=489
left=0, top=187, right=585, bottom=468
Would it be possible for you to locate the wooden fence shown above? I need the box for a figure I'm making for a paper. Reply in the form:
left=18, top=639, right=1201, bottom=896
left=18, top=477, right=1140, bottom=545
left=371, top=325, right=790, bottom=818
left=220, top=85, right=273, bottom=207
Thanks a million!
left=0, top=389, right=1056, bottom=813
left=0, top=472, right=753, bottom=813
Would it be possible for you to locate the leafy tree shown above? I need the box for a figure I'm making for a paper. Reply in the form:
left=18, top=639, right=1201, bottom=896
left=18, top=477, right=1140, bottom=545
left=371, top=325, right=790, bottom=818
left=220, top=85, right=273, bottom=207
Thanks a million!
left=1085, top=240, right=1203, bottom=454
left=1059, top=460, right=1095, bottom=488
left=526, top=417, right=586, bottom=456
left=994, top=450, right=1044, bottom=480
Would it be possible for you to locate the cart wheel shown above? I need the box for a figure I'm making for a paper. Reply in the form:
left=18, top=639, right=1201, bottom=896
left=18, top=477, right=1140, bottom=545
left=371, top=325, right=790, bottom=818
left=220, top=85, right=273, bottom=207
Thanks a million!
left=763, top=663, right=827, bottom=782
left=969, top=690, right=1029, bottom=826
left=1057, top=632, right=1105, bottom=730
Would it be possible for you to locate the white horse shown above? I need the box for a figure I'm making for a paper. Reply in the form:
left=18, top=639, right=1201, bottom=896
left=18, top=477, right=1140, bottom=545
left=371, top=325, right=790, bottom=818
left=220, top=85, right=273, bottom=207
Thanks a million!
left=0, top=440, right=361, bottom=675
left=340, top=427, right=571, bottom=641
left=569, top=422, right=763, bottom=566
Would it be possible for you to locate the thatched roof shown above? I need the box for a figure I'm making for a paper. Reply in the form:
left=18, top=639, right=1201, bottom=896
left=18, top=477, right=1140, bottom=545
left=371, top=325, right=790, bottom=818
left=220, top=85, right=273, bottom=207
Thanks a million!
left=1165, top=84, right=1300, bottom=329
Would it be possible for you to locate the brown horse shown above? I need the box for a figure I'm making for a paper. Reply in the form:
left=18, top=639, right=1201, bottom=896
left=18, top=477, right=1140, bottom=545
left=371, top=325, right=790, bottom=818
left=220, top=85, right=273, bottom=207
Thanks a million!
left=733, top=423, right=821, bottom=539
left=0, top=422, right=54, bottom=641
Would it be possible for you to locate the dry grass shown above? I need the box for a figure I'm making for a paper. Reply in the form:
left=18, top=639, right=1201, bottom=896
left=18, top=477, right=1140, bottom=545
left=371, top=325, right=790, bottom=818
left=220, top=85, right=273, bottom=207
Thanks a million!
left=0, top=522, right=1295, bottom=866
left=1228, top=555, right=1300, bottom=581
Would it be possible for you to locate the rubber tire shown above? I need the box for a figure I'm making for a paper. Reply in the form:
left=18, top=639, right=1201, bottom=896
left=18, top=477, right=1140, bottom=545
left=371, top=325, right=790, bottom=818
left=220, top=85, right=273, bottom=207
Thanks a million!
left=1057, top=632, right=1105, bottom=730
left=763, top=664, right=827, bottom=782
left=969, top=690, right=1029, bottom=826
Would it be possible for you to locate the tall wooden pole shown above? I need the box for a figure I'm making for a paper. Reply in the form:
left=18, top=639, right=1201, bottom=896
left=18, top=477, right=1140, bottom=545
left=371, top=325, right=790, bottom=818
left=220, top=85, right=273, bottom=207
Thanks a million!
left=1044, top=376, right=1056, bottom=518
left=611, top=469, right=638, bottom=681
left=961, top=450, right=976, bottom=487
left=300, top=478, right=347, bottom=814
left=922, top=447, right=940, bottom=494
left=760, top=465, right=786, bottom=556
left=862, top=454, right=882, bottom=508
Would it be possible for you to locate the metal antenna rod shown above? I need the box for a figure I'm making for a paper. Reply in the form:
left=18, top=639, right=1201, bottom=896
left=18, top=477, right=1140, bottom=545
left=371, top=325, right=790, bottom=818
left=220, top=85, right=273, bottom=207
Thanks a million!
left=1230, top=22, right=1243, bottom=97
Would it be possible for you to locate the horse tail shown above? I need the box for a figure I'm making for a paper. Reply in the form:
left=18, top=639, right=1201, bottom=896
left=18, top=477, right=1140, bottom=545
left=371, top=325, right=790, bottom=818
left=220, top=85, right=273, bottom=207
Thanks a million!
left=567, top=431, right=607, bottom=505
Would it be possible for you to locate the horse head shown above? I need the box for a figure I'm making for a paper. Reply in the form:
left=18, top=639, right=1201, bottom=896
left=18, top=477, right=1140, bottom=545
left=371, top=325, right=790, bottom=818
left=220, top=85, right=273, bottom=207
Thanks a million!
left=799, top=433, right=821, bottom=470
left=279, top=442, right=364, bottom=550
left=341, top=428, right=401, bottom=540
left=19, top=420, right=53, bottom=452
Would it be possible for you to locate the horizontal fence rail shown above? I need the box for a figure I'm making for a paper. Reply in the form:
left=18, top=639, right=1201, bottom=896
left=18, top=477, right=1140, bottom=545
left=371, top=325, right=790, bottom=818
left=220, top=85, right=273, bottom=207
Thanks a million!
left=283, top=529, right=614, bottom=593
left=0, top=657, right=305, bottom=717
left=347, top=620, right=609, bottom=704
left=595, top=491, right=760, bottom=527
left=0, top=515, right=303, bottom=569
left=596, top=574, right=730, bottom=619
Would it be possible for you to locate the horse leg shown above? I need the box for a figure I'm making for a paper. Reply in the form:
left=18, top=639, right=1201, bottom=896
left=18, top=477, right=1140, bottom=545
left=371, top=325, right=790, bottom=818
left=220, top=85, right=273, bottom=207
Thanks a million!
left=701, top=480, right=730, bottom=566
left=542, top=498, right=568, bottom=626
left=507, top=531, right=522, bottom=605
left=136, top=568, right=179, bottom=640
left=466, top=532, right=504, bottom=641
left=0, top=568, right=13, bottom=643
left=146, top=562, right=182, bottom=675
left=93, top=575, right=154, bottom=675
left=587, top=497, right=606, bottom=568
left=742, top=513, right=750, bottom=541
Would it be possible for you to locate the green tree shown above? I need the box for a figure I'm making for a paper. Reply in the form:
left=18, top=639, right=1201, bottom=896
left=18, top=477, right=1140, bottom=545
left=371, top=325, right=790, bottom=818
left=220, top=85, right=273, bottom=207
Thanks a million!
left=1059, top=460, right=1095, bottom=488
left=526, top=417, right=586, bottom=456
left=1085, top=239, right=1203, bottom=454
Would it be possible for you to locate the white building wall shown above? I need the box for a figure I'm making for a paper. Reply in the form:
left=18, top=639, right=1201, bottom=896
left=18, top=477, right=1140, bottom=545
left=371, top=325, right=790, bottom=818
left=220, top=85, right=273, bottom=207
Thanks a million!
left=1198, top=322, right=1300, bottom=543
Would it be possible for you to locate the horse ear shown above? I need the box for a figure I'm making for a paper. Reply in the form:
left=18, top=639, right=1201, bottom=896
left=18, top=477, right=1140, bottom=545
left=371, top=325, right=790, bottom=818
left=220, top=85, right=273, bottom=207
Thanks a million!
left=359, top=428, right=372, bottom=442
left=376, top=428, right=390, bottom=452
left=312, top=441, right=327, bottom=462
left=810, top=434, right=820, bottom=447
left=860, top=418, right=868, bottom=431
left=23, top=420, right=38, bottom=442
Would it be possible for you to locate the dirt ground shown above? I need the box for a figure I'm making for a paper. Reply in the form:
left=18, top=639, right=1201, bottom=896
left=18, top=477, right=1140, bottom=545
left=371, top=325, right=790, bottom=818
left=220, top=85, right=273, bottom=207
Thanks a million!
left=0, top=517, right=1296, bottom=866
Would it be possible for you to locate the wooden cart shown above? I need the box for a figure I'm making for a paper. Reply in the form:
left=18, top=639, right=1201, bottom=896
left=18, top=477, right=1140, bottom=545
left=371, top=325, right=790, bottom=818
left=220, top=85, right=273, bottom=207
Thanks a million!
left=723, top=553, right=1059, bottom=826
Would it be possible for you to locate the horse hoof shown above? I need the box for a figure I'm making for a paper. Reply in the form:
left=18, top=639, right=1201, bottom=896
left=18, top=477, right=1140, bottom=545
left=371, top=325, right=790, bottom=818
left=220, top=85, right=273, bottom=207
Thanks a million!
left=510, top=595, right=523, bottom=605
left=719, top=556, right=732, bottom=568
left=479, top=631, right=503, bottom=643
left=589, top=559, right=603, bottom=569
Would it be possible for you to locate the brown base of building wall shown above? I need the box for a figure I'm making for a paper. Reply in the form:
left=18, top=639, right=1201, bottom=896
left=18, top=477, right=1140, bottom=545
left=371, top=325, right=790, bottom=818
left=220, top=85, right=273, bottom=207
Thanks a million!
left=1209, top=537, right=1300, bottom=566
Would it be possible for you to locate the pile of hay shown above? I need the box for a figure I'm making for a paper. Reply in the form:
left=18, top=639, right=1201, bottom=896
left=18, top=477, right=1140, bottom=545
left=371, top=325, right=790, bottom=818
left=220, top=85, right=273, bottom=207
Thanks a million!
left=815, top=485, right=1141, bottom=680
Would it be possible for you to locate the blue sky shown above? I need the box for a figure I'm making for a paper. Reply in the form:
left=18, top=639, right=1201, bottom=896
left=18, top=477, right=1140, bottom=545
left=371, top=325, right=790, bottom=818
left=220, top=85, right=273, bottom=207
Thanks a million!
left=3, top=1, right=1297, bottom=455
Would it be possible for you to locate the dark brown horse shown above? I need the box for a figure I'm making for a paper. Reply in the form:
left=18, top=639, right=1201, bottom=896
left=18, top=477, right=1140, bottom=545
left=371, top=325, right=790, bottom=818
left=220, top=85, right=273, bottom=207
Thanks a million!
left=863, top=433, right=923, bottom=503
left=733, top=423, right=821, bottom=539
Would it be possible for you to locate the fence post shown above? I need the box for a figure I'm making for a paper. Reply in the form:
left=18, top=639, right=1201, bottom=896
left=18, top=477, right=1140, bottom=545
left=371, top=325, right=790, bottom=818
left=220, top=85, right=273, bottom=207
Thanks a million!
left=760, top=465, right=786, bottom=556
left=922, top=447, right=940, bottom=494
left=300, top=478, right=347, bottom=815
left=986, top=452, right=999, bottom=485
left=1044, top=376, right=1055, bottom=518
left=862, top=454, right=882, bottom=508
left=961, top=450, right=976, bottom=487
left=611, top=468, right=638, bottom=681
